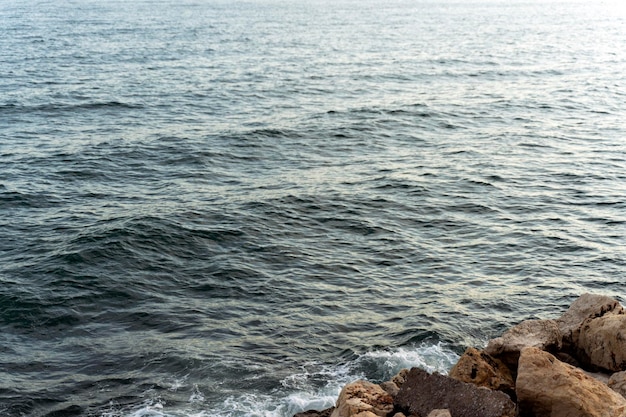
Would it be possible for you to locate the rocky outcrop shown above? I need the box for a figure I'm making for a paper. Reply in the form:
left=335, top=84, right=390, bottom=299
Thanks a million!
left=293, top=294, right=626, bottom=417
left=330, top=380, right=394, bottom=417
left=516, top=347, right=626, bottom=417
left=557, top=293, right=624, bottom=349
left=449, top=347, right=515, bottom=398
left=394, top=367, right=517, bottom=417
left=578, top=314, right=626, bottom=372
left=485, top=319, right=562, bottom=372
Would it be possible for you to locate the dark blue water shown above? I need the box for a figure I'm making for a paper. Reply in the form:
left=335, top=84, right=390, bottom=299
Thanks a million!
left=1, top=0, right=625, bottom=415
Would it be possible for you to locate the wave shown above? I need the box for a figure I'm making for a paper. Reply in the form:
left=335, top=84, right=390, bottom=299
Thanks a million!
left=99, top=343, right=459, bottom=417
left=0, top=190, right=62, bottom=209
left=0, top=101, right=144, bottom=115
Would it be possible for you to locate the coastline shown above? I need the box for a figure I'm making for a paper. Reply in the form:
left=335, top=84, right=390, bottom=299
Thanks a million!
left=295, top=294, right=626, bottom=417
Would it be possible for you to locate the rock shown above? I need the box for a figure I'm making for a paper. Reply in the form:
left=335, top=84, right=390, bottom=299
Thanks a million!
left=380, top=381, right=400, bottom=397
left=516, top=347, right=626, bottom=417
left=391, top=368, right=410, bottom=388
left=555, top=351, right=581, bottom=367
left=557, top=293, right=624, bottom=348
left=577, top=314, right=626, bottom=372
left=427, top=410, right=452, bottom=417
left=449, top=347, right=515, bottom=398
left=391, top=413, right=407, bottom=417
left=581, top=369, right=611, bottom=384
left=380, top=368, right=410, bottom=399
left=485, top=319, right=562, bottom=372
left=609, top=371, right=626, bottom=399
left=394, top=367, right=517, bottom=417
left=294, top=408, right=334, bottom=417
left=352, top=412, right=378, bottom=417
left=330, top=380, right=394, bottom=417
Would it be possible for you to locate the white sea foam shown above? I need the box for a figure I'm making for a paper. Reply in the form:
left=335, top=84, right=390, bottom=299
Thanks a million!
left=102, top=400, right=168, bottom=417
left=115, top=342, right=459, bottom=417
left=189, top=385, right=206, bottom=403
left=360, top=342, right=460, bottom=376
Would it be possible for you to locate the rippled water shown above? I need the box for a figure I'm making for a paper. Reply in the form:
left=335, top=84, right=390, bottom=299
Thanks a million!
left=1, top=0, right=625, bottom=415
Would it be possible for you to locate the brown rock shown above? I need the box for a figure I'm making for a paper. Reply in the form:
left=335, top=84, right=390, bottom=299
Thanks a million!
left=609, top=371, right=626, bottom=399
left=330, top=380, right=394, bottom=417
left=394, top=367, right=516, bottom=417
left=557, top=293, right=624, bottom=348
left=352, top=412, right=377, bottom=417
left=449, top=347, right=515, bottom=398
left=578, top=314, right=626, bottom=372
left=485, top=319, right=562, bottom=371
left=516, top=347, right=626, bottom=417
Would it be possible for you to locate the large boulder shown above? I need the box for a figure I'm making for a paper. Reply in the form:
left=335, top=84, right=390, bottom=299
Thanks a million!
left=578, top=314, right=626, bottom=372
left=485, top=319, right=562, bottom=372
left=557, top=293, right=624, bottom=348
left=394, top=367, right=516, bottom=417
left=330, top=380, right=394, bottom=417
left=449, top=347, right=515, bottom=398
left=516, top=347, right=626, bottom=417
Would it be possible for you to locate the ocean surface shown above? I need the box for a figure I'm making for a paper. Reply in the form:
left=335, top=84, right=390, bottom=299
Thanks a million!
left=1, top=0, right=625, bottom=415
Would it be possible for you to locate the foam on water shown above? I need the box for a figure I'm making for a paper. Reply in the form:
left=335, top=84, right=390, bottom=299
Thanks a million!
left=359, top=344, right=461, bottom=377
left=107, top=343, right=458, bottom=417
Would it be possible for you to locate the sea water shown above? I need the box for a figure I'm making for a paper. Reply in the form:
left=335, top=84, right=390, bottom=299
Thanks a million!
left=1, top=0, right=625, bottom=415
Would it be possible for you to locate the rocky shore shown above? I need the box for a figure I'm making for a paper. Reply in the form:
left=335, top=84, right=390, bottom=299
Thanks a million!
left=294, top=293, right=626, bottom=417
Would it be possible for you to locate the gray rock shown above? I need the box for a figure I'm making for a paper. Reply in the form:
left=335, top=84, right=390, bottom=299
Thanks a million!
left=394, top=367, right=516, bottom=417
